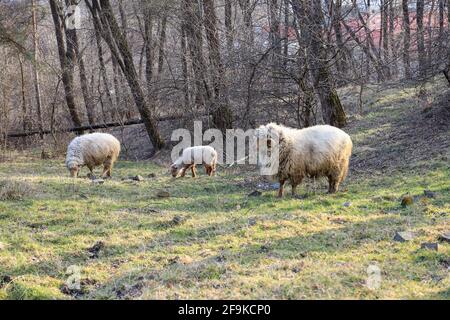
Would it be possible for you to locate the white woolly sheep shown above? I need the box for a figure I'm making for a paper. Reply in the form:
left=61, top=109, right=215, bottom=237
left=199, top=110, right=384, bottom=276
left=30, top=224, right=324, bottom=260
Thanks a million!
left=171, top=146, right=218, bottom=178
left=255, top=123, right=352, bottom=197
left=65, top=132, right=121, bottom=178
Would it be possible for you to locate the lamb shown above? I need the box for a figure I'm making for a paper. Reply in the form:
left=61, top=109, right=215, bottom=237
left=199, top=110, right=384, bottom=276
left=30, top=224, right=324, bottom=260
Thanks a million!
left=65, top=132, right=121, bottom=178
left=255, top=123, right=352, bottom=197
left=171, top=146, right=218, bottom=178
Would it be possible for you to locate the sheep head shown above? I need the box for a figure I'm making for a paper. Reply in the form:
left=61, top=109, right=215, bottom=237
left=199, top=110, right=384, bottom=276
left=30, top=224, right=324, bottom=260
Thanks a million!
left=66, top=161, right=80, bottom=178
left=170, top=163, right=180, bottom=177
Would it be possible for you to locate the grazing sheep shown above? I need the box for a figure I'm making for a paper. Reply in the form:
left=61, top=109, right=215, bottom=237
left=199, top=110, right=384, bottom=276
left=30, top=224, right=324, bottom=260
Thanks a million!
left=65, top=133, right=121, bottom=178
left=255, top=123, right=352, bottom=197
left=171, top=146, right=218, bottom=178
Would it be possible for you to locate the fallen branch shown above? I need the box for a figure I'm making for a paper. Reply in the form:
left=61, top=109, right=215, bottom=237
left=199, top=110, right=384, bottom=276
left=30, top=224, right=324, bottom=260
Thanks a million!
left=7, top=112, right=206, bottom=138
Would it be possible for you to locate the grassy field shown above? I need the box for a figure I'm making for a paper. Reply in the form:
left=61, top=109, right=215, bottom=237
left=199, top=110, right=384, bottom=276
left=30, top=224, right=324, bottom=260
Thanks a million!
left=0, top=81, right=449, bottom=300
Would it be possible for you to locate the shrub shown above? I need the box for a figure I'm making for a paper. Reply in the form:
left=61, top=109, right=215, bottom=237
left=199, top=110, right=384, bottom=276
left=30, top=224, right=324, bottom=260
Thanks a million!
left=0, top=180, right=34, bottom=200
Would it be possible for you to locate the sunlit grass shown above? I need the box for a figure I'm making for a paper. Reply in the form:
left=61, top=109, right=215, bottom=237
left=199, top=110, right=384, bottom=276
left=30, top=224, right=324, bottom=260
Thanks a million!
left=0, top=79, right=449, bottom=299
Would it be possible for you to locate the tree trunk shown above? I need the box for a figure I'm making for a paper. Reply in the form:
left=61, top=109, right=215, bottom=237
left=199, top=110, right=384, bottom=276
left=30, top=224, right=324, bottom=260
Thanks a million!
left=238, top=0, right=255, bottom=46
left=224, top=0, right=233, bottom=53
left=402, top=0, right=412, bottom=78
left=93, top=14, right=114, bottom=120
left=49, top=0, right=83, bottom=131
left=416, top=0, right=426, bottom=78
left=180, top=26, right=190, bottom=108
left=32, top=0, right=44, bottom=140
left=291, top=0, right=347, bottom=127
left=204, top=0, right=233, bottom=131
left=72, top=24, right=96, bottom=125
left=268, top=0, right=282, bottom=97
left=182, top=0, right=211, bottom=109
left=143, top=4, right=154, bottom=96
left=388, top=0, right=397, bottom=76
left=18, top=55, right=29, bottom=145
left=157, top=14, right=167, bottom=80
left=381, top=0, right=391, bottom=78
left=332, top=0, right=348, bottom=74
left=88, top=0, right=164, bottom=150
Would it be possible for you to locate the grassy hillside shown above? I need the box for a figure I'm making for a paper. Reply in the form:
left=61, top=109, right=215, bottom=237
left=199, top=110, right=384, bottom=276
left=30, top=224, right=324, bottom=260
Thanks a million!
left=0, top=80, right=449, bottom=299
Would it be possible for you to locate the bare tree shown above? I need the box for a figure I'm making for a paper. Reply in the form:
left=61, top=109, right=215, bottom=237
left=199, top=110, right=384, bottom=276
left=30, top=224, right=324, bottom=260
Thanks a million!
left=49, top=0, right=83, bottom=130
left=402, top=0, right=412, bottom=78
left=87, top=0, right=164, bottom=149
left=416, top=0, right=426, bottom=78
left=31, top=0, right=44, bottom=140
left=292, top=0, right=347, bottom=127
left=204, top=0, right=233, bottom=131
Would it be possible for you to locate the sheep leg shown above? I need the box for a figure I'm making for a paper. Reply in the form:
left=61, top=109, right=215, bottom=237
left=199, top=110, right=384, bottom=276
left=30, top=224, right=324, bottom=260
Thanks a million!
left=205, top=165, right=213, bottom=176
left=278, top=180, right=286, bottom=198
left=102, top=165, right=111, bottom=178
left=101, top=159, right=112, bottom=178
left=210, top=163, right=216, bottom=176
left=328, top=175, right=339, bottom=194
left=191, top=165, right=197, bottom=178
left=291, top=184, right=298, bottom=197
left=180, top=166, right=189, bottom=177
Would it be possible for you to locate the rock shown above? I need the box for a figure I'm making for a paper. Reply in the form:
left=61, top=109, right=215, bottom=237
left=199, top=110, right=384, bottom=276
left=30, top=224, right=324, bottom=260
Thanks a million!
left=394, top=231, right=416, bottom=242
left=87, top=173, right=97, bottom=180
left=147, top=173, right=156, bottom=178
left=92, top=179, right=105, bottom=185
left=133, top=175, right=144, bottom=182
left=256, top=183, right=280, bottom=191
left=0, top=275, right=12, bottom=287
left=235, top=204, right=241, bottom=210
left=248, top=190, right=262, bottom=197
left=438, top=232, right=450, bottom=243
left=156, top=190, right=170, bottom=198
left=343, top=202, right=352, bottom=207
left=248, top=218, right=257, bottom=226
left=87, top=241, right=105, bottom=259
left=291, top=267, right=301, bottom=273
left=423, top=190, right=436, bottom=198
left=171, top=215, right=183, bottom=225
left=401, top=196, right=414, bottom=207
left=271, top=183, right=280, bottom=190
left=421, top=242, right=439, bottom=251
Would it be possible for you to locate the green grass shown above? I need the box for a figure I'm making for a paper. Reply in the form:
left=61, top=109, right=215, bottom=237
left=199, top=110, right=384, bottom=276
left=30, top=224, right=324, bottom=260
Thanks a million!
left=0, top=81, right=449, bottom=300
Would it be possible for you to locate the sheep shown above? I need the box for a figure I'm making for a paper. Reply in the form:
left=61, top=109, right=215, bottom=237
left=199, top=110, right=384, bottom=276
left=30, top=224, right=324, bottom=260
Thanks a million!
left=171, top=146, right=218, bottom=178
left=65, top=132, right=121, bottom=178
left=255, top=123, right=352, bottom=197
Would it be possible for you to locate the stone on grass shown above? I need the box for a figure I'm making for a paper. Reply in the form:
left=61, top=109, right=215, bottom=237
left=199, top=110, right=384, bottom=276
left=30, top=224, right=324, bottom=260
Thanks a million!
left=171, top=215, right=183, bottom=225
left=133, top=175, right=144, bottom=182
left=423, top=190, right=436, bottom=198
left=87, top=241, right=105, bottom=259
left=343, top=202, right=352, bottom=207
left=156, top=190, right=170, bottom=198
left=87, top=173, right=97, bottom=180
left=248, top=190, right=262, bottom=197
left=420, top=243, right=439, bottom=251
left=438, top=232, right=450, bottom=243
left=92, top=179, right=105, bottom=185
left=248, top=218, right=257, bottom=226
left=394, top=231, right=416, bottom=242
